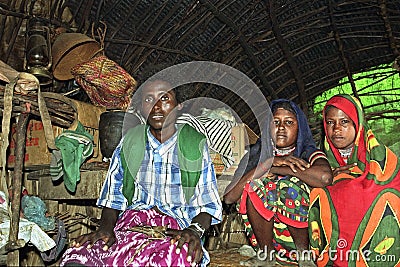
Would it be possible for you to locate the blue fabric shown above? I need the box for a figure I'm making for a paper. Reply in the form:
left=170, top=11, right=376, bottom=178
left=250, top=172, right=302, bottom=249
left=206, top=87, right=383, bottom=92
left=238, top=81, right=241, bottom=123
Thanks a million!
left=21, top=195, right=55, bottom=231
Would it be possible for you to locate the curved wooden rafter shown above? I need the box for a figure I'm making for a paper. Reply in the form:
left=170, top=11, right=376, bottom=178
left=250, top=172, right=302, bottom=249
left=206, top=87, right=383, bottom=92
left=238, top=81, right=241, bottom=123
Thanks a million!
left=379, top=0, right=400, bottom=58
left=268, top=1, right=307, bottom=112
left=201, top=0, right=277, bottom=99
left=328, top=1, right=359, bottom=98
left=0, top=0, right=399, bottom=134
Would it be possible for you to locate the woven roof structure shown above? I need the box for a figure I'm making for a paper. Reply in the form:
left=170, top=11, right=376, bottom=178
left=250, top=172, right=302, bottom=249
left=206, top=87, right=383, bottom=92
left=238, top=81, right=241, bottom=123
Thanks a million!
left=1, top=0, right=400, bottom=137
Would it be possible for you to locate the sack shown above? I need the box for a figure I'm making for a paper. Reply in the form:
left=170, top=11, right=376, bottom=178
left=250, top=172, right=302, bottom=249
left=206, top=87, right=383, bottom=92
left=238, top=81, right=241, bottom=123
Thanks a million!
left=71, top=55, right=136, bottom=109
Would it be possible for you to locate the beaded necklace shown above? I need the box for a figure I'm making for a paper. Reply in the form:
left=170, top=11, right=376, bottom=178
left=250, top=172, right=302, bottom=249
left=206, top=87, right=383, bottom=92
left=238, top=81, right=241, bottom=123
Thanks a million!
left=338, top=147, right=353, bottom=164
left=274, top=146, right=296, bottom=157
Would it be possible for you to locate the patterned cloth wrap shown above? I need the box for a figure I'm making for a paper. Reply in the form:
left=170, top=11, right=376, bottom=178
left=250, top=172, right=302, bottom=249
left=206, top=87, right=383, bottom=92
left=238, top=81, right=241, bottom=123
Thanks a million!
left=239, top=99, right=326, bottom=265
left=309, top=94, right=400, bottom=267
left=71, top=55, right=136, bottom=109
left=60, top=209, right=197, bottom=266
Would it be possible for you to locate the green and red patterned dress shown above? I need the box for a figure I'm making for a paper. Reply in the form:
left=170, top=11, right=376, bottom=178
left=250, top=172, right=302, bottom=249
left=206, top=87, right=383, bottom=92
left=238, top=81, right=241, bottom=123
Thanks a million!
left=309, top=94, right=400, bottom=267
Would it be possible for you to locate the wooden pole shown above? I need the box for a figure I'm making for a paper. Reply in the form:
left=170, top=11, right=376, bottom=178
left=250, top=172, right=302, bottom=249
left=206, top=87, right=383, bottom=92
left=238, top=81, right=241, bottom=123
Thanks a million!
left=7, top=112, right=30, bottom=266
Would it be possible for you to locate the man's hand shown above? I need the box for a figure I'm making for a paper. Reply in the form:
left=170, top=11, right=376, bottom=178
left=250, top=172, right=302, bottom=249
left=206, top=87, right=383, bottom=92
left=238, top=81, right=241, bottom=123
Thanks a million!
left=71, top=207, right=119, bottom=251
left=72, top=227, right=116, bottom=251
left=166, top=228, right=203, bottom=266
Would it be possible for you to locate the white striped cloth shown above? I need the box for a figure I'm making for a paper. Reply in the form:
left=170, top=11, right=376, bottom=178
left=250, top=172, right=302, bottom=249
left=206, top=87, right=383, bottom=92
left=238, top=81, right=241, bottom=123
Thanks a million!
left=176, top=113, right=237, bottom=168
left=133, top=111, right=237, bottom=168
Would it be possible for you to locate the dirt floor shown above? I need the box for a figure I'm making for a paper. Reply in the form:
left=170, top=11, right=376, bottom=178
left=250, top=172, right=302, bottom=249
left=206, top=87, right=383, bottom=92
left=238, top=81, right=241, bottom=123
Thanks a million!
left=208, top=247, right=252, bottom=266
left=208, top=247, right=287, bottom=267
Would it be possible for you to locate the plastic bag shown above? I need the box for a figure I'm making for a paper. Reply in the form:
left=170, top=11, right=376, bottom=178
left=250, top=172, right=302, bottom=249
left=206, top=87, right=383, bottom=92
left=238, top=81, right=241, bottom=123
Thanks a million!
left=21, top=195, right=55, bottom=231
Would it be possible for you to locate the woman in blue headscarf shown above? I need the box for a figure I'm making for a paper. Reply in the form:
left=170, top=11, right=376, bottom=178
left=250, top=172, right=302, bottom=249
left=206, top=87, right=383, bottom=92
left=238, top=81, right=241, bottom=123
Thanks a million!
left=224, top=99, right=332, bottom=266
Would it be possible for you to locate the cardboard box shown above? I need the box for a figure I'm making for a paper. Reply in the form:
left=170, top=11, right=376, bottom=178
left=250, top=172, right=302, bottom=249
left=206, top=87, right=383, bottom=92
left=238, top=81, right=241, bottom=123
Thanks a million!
left=210, top=123, right=258, bottom=176
left=7, top=99, right=106, bottom=169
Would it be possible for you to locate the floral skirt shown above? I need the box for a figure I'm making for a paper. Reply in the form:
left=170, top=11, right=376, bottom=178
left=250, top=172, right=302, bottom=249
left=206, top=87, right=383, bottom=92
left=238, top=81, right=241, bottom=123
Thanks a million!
left=239, top=176, right=311, bottom=265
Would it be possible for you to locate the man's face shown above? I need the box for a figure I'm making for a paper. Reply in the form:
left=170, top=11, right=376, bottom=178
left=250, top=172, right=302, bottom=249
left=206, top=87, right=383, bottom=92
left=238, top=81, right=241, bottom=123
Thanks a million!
left=140, top=80, right=181, bottom=133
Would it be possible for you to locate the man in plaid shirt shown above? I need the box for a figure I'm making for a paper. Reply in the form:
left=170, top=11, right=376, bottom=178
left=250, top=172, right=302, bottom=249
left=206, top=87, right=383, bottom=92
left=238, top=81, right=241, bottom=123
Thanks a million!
left=61, top=71, right=222, bottom=267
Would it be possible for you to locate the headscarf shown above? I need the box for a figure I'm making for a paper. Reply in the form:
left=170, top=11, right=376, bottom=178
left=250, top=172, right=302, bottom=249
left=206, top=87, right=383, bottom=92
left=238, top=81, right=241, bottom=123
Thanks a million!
left=323, top=94, right=399, bottom=185
left=271, top=99, right=318, bottom=160
left=224, top=99, right=314, bottom=195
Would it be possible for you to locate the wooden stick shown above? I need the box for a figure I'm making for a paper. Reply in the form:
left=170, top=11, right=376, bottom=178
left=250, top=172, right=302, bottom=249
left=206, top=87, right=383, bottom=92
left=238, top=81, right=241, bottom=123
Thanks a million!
left=7, top=112, right=30, bottom=266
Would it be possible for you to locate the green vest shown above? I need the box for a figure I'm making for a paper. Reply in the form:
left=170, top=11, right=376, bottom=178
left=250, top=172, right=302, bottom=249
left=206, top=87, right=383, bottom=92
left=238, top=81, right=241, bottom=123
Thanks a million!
left=121, top=124, right=206, bottom=205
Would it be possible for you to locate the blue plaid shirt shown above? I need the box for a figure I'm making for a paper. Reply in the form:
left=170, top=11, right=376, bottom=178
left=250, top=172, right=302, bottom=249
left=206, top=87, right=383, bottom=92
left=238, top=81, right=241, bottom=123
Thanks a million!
left=97, top=127, right=222, bottom=228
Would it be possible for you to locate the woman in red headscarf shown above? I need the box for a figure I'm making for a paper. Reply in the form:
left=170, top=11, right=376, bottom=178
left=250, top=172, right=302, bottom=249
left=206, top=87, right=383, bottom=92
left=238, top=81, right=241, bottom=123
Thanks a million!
left=309, top=94, right=400, bottom=266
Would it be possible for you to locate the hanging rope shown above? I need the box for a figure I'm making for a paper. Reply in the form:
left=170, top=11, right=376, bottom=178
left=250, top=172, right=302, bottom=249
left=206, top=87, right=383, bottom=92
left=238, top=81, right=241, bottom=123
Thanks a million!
left=16, top=73, right=57, bottom=150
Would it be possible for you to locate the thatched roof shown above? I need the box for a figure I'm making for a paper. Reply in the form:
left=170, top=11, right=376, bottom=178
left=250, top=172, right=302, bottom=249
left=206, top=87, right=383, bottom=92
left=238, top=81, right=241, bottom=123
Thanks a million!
left=1, top=0, right=400, bottom=136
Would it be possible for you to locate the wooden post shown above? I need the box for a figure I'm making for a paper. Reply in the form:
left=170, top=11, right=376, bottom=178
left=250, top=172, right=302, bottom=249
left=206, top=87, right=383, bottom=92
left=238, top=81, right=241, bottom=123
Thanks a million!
left=7, top=112, right=30, bottom=266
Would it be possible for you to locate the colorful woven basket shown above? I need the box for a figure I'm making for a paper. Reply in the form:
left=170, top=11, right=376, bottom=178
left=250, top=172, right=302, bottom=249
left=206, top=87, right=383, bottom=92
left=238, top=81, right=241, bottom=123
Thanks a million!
left=71, top=55, right=136, bottom=109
